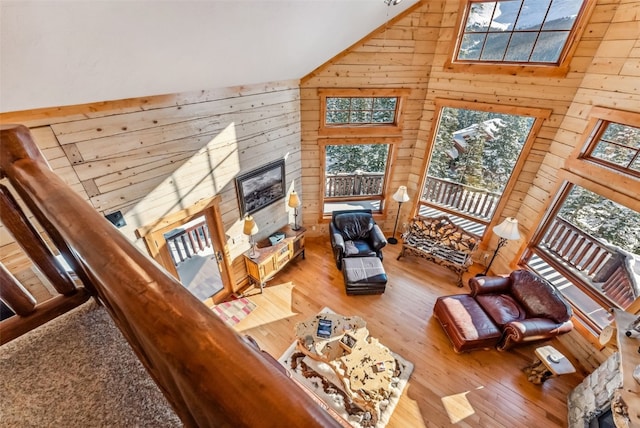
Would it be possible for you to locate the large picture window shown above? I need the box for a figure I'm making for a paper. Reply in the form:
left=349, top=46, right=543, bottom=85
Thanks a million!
left=523, top=184, right=640, bottom=333
left=418, top=101, right=546, bottom=236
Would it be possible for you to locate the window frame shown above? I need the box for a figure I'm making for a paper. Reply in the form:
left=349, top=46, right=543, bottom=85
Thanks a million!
left=576, top=107, right=640, bottom=179
left=318, top=88, right=410, bottom=137
left=519, top=107, right=640, bottom=337
left=444, top=0, right=596, bottom=77
left=319, top=137, right=400, bottom=217
left=521, top=175, right=640, bottom=334
left=416, top=98, right=550, bottom=242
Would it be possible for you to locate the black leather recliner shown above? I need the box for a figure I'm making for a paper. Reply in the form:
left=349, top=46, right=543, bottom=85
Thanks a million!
left=329, top=209, right=387, bottom=270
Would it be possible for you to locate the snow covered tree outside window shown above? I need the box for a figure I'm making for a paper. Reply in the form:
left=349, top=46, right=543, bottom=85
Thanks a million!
left=428, top=107, right=533, bottom=193
left=457, top=0, right=585, bottom=64
left=420, top=106, right=534, bottom=228
left=559, top=186, right=640, bottom=253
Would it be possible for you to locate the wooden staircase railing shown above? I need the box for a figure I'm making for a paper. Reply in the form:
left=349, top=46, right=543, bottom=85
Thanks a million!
left=0, top=124, right=340, bottom=428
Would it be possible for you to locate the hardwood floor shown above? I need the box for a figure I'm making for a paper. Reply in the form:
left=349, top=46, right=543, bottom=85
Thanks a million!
left=232, top=237, right=583, bottom=428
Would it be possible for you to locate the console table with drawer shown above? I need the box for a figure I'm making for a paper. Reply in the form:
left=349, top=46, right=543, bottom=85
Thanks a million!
left=243, top=225, right=305, bottom=293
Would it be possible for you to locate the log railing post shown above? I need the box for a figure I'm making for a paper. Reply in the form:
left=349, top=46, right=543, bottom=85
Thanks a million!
left=0, top=184, right=77, bottom=295
left=0, top=262, right=37, bottom=316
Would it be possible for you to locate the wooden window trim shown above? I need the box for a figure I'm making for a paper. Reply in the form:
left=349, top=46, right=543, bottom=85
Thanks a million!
left=318, top=88, right=410, bottom=137
left=443, top=0, right=597, bottom=78
left=565, top=107, right=640, bottom=205
left=319, top=137, right=401, bottom=221
left=567, top=107, right=640, bottom=181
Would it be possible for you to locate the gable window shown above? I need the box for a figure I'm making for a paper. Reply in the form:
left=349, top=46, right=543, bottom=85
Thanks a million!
left=447, top=0, right=594, bottom=76
left=318, top=88, right=409, bottom=136
left=417, top=100, right=548, bottom=236
left=581, top=121, right=640, bottom=178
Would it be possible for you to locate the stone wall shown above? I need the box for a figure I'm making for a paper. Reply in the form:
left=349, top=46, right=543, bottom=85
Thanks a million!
left=568, top=352, right=622, bottom=427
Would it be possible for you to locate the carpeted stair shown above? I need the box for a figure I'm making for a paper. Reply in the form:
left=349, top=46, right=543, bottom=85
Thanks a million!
left=0, top=300, right=182, bottom=427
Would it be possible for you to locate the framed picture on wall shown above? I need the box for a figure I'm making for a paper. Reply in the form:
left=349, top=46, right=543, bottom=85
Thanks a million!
left=236, top=159, right=286, bottom=216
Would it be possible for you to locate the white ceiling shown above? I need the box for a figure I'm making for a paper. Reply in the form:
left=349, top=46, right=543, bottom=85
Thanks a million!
left=0, top=0, right=417, bottom=113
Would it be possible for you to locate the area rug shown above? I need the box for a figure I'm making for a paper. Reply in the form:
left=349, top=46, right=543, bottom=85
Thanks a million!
left=210, top=297, right=256, bottom=326
left=278, top=310, right=413, bottom=428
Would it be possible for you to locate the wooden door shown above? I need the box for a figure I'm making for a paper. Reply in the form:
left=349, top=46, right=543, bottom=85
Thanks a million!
left=135, top=196, right=234, bottom=304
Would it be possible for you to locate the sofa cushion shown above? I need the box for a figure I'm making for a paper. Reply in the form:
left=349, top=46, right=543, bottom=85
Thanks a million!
left=433, top=294, right=501, bottom=353
left=509, top=270, right=572, bottom=323
left=334, top=213, right=374, bottom=241
left=475, top=294, right=526, bottom=327
left=344, top=240, right=376, bottom=257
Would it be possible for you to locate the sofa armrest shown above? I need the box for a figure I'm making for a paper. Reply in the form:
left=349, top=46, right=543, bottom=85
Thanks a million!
left=469, top=275, right=511, bottom=296
left=370, top=224, right=387, bottom=250
left=329, top=222, right=345, bottom=252
left=497, top=318, right=574, bottom=351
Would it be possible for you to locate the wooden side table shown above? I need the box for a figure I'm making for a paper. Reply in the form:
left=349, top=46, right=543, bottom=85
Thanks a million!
left=524, top=345, right=576, bottom=384
left=243, top=225, right=305, bottom=293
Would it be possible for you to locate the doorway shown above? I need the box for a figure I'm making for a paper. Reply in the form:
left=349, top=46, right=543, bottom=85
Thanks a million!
left=163, top=216, right=223, bottom=300
left=136, top=196, right=233, bottom=304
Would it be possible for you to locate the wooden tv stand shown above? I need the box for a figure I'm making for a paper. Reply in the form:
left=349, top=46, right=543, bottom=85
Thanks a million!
left=243, top=225, right=305, bottom=293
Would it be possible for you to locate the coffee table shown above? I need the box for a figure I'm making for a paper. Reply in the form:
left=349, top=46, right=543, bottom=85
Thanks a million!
left=294, top=312, right=396, bottom=422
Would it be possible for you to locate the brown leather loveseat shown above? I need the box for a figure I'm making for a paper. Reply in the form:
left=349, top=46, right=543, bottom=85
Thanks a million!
left=434, top=270, right=574, bottom=352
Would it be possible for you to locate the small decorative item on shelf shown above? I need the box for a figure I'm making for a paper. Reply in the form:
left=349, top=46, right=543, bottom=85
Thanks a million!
left=268, top=232, right=285, bottom=246
left=340, top=333, right=357, bottom=353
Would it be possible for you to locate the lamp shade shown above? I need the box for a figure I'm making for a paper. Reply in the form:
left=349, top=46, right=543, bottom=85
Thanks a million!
left=392, top=186, right=410, bottom=203
left=288, top=190, right=301, bottom=208
left=243, top=215, right=258, bottom=236
left=493, top=217, right=520, bottom=240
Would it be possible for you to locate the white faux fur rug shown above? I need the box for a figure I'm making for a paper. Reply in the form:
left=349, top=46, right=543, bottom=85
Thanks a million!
left=278, top=309, right=413, bottom=428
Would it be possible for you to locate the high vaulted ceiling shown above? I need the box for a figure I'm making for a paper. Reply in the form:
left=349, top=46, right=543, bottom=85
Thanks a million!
left=0, top=0, right=418, bottom=113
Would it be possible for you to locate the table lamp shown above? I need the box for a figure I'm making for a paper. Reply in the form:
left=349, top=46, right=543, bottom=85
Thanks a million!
left=243, top=214, right=259, bottom=259
left=288, top=190, right=301, bottom=231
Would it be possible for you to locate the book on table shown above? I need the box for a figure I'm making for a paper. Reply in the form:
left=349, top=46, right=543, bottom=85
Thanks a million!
left=316, top=319, right=332, bottom=338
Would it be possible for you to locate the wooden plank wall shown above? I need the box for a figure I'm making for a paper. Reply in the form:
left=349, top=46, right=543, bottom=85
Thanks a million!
left=300, top=1, right=437, bottom=234
left=0, top=80, right=302, bottom=293
left=300, top=0, right=639, bottom=371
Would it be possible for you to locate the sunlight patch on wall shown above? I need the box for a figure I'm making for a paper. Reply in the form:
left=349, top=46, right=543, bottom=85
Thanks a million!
left=127, top=122, right=240, bottom=231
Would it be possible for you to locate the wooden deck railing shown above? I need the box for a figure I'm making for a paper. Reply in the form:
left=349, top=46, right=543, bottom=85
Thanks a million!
left=325, top=172, right=384, bottom=197
left=539, top=216, right=637, bottom=308
left=420, top=176, right=500, bottom=222
left=165, top=220, right=211, bottom=264
left=0, top=124, right=340, bottom=428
